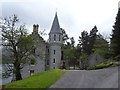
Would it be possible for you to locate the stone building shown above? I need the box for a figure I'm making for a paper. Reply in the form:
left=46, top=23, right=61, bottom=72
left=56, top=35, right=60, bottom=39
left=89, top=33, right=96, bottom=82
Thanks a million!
left=2, top=12, right=63, bottom=81
left=21, top=24, right=47, bottom=78
left=87, top=52, right=105, bottom=67
left=21, top=12, right=63, bottom=78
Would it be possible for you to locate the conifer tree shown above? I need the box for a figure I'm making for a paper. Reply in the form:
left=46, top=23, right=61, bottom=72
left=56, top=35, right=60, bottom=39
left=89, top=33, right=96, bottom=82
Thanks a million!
left=111, top=8, right=120, bottom=56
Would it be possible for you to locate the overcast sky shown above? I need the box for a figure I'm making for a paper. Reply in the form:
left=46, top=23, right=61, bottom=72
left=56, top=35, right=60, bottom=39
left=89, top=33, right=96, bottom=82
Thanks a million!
left=1, top=0, right=120, bottom=44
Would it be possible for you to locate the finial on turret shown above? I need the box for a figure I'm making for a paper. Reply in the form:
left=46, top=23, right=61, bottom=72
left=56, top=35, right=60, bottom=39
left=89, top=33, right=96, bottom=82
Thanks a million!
left=55, top=8, right=58, bottom=15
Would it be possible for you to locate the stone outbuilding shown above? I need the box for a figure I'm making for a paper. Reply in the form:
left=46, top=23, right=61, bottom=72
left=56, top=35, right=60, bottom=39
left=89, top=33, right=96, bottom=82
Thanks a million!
left=87, top=52, right=106, bottom=67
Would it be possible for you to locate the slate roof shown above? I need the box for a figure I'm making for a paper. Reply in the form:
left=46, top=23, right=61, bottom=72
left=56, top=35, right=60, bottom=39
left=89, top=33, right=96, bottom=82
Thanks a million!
left=49, top=12, right=62, bottom=34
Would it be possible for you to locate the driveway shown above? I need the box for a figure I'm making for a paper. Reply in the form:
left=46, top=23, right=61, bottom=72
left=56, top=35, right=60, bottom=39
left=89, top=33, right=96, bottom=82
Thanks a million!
left=50, top=67, right=119, bottom=88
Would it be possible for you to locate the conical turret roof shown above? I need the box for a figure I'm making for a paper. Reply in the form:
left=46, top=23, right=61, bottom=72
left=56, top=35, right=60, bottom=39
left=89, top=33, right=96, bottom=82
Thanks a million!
left=49, top=12, right=62, bottom=34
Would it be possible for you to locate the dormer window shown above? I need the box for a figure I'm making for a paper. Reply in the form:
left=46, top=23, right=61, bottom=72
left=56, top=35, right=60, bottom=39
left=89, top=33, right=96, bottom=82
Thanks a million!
left=54, top=34, right=56, bottom=41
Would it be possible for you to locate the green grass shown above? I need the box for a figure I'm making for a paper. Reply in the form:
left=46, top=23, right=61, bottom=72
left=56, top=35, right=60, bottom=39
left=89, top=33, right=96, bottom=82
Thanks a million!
left=5, top=69, right=65, bottom=89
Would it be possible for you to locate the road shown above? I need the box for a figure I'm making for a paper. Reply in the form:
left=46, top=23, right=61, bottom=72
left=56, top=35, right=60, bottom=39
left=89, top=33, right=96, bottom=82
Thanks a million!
left=50, top=67, right=119, bottom=88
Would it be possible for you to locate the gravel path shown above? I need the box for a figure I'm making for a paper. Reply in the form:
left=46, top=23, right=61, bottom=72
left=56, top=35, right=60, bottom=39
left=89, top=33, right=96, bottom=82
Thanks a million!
left=50, top=67, right=118, bottom=88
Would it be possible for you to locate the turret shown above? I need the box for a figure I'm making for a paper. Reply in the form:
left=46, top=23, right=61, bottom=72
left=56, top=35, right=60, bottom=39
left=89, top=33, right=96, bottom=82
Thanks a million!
left=48, top=12, right=63, bottom=69
left=49, top=12, right=63, bottom=44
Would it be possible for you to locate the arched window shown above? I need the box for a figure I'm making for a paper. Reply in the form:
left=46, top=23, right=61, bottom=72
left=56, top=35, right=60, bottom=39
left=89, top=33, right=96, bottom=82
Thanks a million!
left=54, top=34, right=56, bottom=41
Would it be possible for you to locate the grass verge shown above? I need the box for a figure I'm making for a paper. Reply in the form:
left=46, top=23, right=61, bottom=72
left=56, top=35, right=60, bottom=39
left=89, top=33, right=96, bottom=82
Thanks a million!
left=87, top=63, right=111, bottom=70
left=4, top=69, right=65, bottom=89
left=87, top=60, right=119, bottom=70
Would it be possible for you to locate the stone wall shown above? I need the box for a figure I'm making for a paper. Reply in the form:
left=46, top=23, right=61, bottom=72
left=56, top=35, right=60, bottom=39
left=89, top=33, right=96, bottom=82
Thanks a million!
left=49, top=44, right=61, bottom=69
left=21, top=32, right=47, bottom=78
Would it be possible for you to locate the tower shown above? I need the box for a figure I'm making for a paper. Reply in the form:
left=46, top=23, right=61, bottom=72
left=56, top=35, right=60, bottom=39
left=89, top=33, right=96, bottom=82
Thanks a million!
left=48, top=12, right=63, bottom=69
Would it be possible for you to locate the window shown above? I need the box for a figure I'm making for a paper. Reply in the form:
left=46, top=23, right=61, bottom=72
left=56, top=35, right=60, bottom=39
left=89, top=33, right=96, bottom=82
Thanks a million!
left=53, top=58, right=55, bottom=63
left=30, top=59, right=35, bottom=65
left=30, top=70, right=34, bottom=76
left=61, top=51, right=63, bottom=60
left=54, top=50, right=55, bottom=54
left=48, top=49, right=49, bottom=53
left=47, top=60, right=49, bottom=65
left=54, top=34, right=56, bottom=41
left=59, top=35, right=61, bottom=41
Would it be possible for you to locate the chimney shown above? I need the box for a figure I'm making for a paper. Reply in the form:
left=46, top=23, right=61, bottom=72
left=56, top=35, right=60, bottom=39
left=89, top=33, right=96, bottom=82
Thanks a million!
left=33, top=24, right=38, bottom=34
left=36, top=24, right=39, bottom=31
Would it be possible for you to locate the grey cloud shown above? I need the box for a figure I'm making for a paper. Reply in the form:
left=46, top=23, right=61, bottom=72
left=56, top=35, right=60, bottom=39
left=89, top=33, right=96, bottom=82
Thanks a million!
left=2, top=2, right=75, bottom=34
left=2, top=2, right=53, bottom=30
left=1, top=0, right=119, bottom=45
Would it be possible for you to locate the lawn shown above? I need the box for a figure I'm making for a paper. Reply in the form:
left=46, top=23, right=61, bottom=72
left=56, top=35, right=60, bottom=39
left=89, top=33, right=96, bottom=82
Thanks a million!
left=5, top=69, right=65, bottom=89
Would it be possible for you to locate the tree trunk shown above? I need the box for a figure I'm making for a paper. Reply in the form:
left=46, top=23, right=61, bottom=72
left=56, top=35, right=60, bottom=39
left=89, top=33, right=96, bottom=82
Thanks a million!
left=14, top=51, right=22, bottom=81
left=14, top=62, right=22, bottom=80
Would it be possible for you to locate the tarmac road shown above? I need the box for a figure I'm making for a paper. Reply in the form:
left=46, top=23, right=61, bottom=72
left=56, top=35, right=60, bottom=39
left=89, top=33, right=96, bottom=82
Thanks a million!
left=50, top=67, right=119, bottom=88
